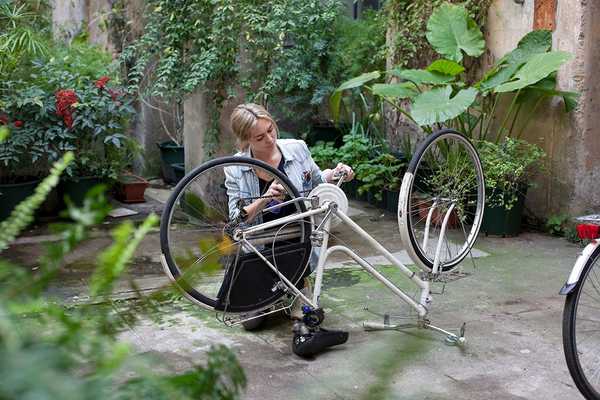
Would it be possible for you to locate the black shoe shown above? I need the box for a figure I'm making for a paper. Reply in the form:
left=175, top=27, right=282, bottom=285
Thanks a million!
left=292, top=328, right=349, bottom=357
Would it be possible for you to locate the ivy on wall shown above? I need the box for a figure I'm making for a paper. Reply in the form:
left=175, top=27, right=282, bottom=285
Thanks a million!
left=123, top=0, right=340, bottom=154
left=387, top=0, right=492, bottom=70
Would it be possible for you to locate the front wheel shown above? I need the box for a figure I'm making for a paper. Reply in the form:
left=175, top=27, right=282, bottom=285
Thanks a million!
left=398, top=130, right=485, bottom=273
left=564, top=245, right=600, bottom=399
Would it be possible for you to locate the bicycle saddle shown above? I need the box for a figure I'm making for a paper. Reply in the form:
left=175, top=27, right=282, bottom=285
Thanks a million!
left=292, top=326, right=349, bottom=357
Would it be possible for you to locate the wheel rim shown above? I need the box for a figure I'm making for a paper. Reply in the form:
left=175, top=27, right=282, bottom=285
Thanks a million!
left=161, top=158, right=312, bottom=313
left=572, top=257, right=600, bottom=397
left=403, top=132, right=485, bottom=272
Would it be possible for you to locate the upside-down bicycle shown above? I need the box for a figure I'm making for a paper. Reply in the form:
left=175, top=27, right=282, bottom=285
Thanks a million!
left=159, top=129, right=485, bottom=356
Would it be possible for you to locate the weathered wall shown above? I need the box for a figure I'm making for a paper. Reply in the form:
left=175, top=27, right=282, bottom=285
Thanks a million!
left=51, top=0, right=86, bottom=43
left=485, top=0, right=593, bottom=217
left=51, top=0, right=177, bottom=177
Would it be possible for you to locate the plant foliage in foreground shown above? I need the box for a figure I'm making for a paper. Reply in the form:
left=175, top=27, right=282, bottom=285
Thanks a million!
left=0, top=146, right=246, bottom=398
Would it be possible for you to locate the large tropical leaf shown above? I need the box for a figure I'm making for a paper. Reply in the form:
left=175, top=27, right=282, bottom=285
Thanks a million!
left=425, top=3, right=485, bottom=62
left=523, top=78, right=580, bottom=112
left=372, top=83, right=418, bottom=99
left=427, top=59, right=465, bottom=76
left=329, top=71, right=381, bottom=122
left=494, top=51, right=573, bottom=93
left=477, top=30, right=552, bottom=92
left=410, top=86, right=478, bottom=126
left=390, top=68, right=454, bottom=85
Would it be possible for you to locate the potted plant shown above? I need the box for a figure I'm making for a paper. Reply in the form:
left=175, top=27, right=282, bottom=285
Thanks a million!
left=478, top=138, right=545, bottom=236
left=355, top=153, right=405, bottom=211
left=115, top=174, right=149, bottom=203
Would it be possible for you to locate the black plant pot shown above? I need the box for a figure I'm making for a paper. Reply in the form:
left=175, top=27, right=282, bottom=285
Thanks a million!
left=60, top=176, right=106, bottom=207
left=171, top=163, right=186, bottom=184
left=0, top=179, right=39, bottom=221
left=342, top=180, right=358, bottom=200
left=481, top=187, right=527, bottom=237
left=305, top=122, right=345, bottom=147
left=157, top=140, right=184, bottom=184
left=367, top=191, right=385, bottom=209
left=384, top=189, right=400, bottom=214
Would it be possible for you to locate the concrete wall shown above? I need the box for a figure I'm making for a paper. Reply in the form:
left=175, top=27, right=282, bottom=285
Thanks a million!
left=485, top=0, right=594, bottom=217
left=51, top=0, right=86, bottom=43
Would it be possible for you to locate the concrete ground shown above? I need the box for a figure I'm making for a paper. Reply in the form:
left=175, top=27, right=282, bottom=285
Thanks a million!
left=6, top=188, right=586, bottom=400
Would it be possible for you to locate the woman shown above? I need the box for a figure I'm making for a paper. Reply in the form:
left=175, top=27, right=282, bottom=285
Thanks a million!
left=225, top=103, right=354, bottom=330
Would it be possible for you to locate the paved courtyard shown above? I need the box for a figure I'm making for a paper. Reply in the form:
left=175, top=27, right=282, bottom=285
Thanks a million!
left=6, top=190, right=586, bottom=399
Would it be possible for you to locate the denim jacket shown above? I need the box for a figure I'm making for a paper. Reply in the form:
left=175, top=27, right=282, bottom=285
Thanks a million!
left=224, top=139, right=326, bottom=224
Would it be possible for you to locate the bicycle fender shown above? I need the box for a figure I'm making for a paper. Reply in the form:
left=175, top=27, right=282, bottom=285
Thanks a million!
left=560, top=240, right=600, bottom=295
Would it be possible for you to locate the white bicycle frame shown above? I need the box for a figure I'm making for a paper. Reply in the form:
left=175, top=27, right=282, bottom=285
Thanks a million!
left=235, top=183, right=465, bottom=343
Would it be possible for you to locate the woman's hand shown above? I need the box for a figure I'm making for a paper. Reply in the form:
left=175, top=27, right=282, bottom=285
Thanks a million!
left=264, top=181, right=286, bottom=201
left=326, top=163, right=354, bottom=183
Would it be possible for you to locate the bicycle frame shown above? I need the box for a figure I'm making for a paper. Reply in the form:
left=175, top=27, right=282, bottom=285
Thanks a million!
left=237, top=194, right=460, bottom=320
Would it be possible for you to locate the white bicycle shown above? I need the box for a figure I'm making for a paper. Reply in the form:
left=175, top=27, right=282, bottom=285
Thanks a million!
left=159, top=129, right=485, bottom=356
left=562, top=217, right=600, bottom=399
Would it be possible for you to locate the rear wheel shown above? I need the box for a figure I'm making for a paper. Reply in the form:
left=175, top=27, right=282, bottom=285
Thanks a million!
left=564, top=245, right=600, bottom=399
left=399, top=130, right=485, bottom=273
left=160, top=156, right=312, bottom=313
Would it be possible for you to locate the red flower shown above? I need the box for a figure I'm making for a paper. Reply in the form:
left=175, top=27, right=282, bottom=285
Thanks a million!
left=0, top=115, right=7, bottom=125
left=13, top=120, right=23, bottom=128
left=95, top=76, right=111, bottom=90
left=55, top=89, right=78, bottom=129
left=108, top=88, right=122, bottom=102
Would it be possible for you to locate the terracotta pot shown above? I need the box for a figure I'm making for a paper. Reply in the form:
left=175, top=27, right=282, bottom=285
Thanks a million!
left=115, top=175, right=149, bottom=203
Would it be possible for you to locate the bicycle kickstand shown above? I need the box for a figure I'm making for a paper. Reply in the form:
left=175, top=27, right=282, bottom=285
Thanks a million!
left=363, top=318, right=466, bottom=346
left=423, top=320, right=466, bottom=346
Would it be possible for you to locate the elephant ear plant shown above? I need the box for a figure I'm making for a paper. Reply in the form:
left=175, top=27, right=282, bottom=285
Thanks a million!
left=330, top=1, right=578, bottom=230
left=330, top=3, right=578, bottom=140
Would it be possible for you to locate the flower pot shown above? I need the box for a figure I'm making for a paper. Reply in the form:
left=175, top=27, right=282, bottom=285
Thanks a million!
left=367, top=191, right=385, bottom=209
left=115, top=175, right=149, bottom=203
left=157, top=140, right=184, bottom=184
left=342, top=179, right=358, bottom=200
left=481, top=189, right=526, bottom=237
left=60, top=176, right=106, bottom=207
left=384, top=189, right=400, bottom=214
left=171, top=163, right=186, bottom=184
left=0, top=179, right=39, bottom=221
left=416, top=196, right=460, bottom=228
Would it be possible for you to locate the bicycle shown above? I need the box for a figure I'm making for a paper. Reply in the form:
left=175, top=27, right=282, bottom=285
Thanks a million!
left=562, top=216, right=600, bottom=399
left=159, top=129, right=485, bottom=356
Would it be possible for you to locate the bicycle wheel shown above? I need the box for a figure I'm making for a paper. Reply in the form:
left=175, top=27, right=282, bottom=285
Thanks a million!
left=399, top=129, right=485, bottom=273
left=564, top=245, right=600, bottom=399
left=160, top=156, right=312, bottom=313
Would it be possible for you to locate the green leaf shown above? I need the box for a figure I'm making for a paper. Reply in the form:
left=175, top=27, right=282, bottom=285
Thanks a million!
left=330, top=71, right=381, bottom=122
left=372, top=83, right=418, bottom=99
left=503, top=30, right=552, bottom=66
left=335, top=71, right=381, bottom=92
left=390, top=68, right=454, bottom=85
left=477, top=30, right=552, bottom=92
left=495, top=51, right=573, bottom=93
left=425, top=3, right=485, bottom=62
left=427, top=59, right=465, bottom=76
left=524, top=81, right=580, bottom=112
left=411, top=86, right=478, bottom=126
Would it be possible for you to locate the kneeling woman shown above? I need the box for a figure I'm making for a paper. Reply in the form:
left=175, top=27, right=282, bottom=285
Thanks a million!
left=225, top=103, right=353, bottom=353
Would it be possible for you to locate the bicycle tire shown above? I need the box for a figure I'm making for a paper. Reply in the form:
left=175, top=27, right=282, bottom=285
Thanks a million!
left=160, top=156, right=312, bottom=313
left=398, top=129, right=485, bottom=273
left=564, top=244, right=600, bottom=400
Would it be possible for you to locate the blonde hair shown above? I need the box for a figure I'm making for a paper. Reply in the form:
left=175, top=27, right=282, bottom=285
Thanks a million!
left=230, top=103, right=279, bottom=150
